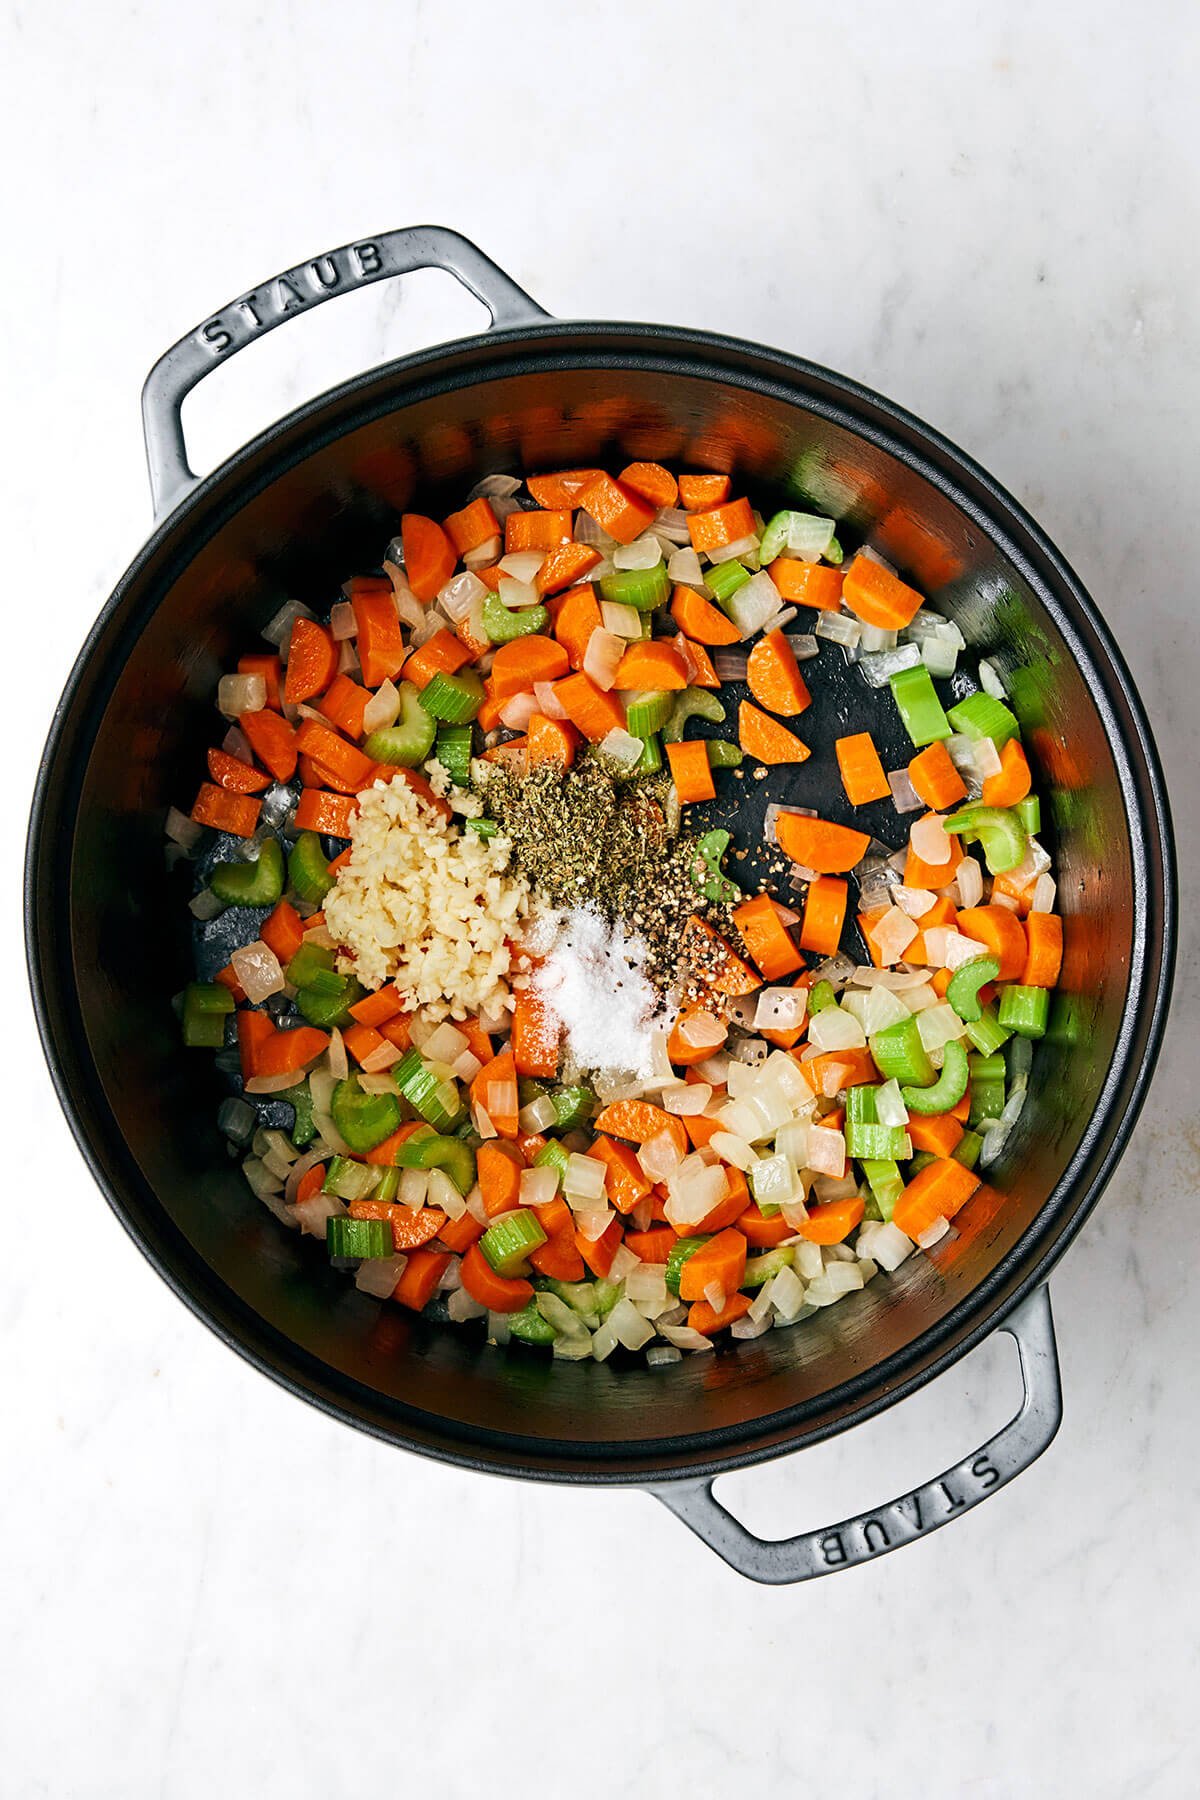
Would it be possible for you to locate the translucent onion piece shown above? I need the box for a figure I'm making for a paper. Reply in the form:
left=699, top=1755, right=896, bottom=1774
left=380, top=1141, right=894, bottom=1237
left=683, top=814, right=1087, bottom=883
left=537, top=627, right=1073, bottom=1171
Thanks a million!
left=679, top=1009, right=726, bottom=1050
left=712, top=650, right=749, bottom=682
left=468, top=472, right=522, bottom=500
left=261, top=600, right=314, bottom=651
left=499, top=691, right=540, bottom=732
left=463, top=536, right=502, bottom=571
left=598, top=727, right=644, bottom=769
left=805, top=1124, right=846, bottom=1176
left=667, top=545, right=706, bottom=587
left=325, top=1027, right=349, bottom=1081
left=754, top=987, right=807, bottom=1031
left=910, top=812, right=952, bottom=865
left=498, top=577, right=540, bottom=610
left=217, top=673, right=267, bottom=718
left=612, top=535, right=662, bottom=571
left=499, top=550, right=545, bottom=583
left=660, top=1082, right=711, bottom=1116
left=583, top=627, right=626, bottom=692
left=533, top=679, right=568, bottom=720
left=1031, top=873, right=1057, bottom=914
left=362, top=678, right=401, bottom=734
left=600, top=600, right=644, bottom=639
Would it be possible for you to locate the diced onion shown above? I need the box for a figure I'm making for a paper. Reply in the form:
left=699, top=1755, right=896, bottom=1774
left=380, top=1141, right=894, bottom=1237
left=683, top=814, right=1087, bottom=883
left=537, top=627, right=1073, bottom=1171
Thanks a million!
left=468, top=472, right=522, bottom=500
left=612, top=535, right=662, bottom=571
left=807, top=1007, right=867, bottom=1052
left=166, top=806, right=203, bottom=852
left=598, top=727, right=643, bottom=769
left=1031, top=874, right=1057, bottom=914
left=712, top=650, right=749, bottom=682
left=518, top=1093, right=558, bottom=1133
left=678, top=1010, right=726, bottom=1050
left=638, top=1129, right=684, bottom=1183
left=217, top=673, right=267, bottom=718
left=910, top=812, right=952, bottom=865
left=667, top=546, right=706, bottom=587
left=706, top=532, right=759, bottom=564
left=499, top=691, right=540, bottom=731
left=754, top=987, right=807, bottom=1031
left=600, top=600, right=643, bottom=639
left=805, top=1124, right=846, bottom=1175
left=499, top=550, right=545, bottom=583
left=660, top=1082, right=711, bottom=1116
left=519, top=1165, right=560, bottom=1209
left=463, top=536, right=502, bottom=571
left=871, top=905, right=919, bottom=965
left=486, top=1079, right=518, bottom=1121
left=498, top=577, right=540, bottom=610
left=583, top=628, right=626, bottom=691
left=893, top=884, right=936, bottom=918
left=887, top=768, right=923, bottom=813
left=261, top=599, right=314, bottom=651
left=916, top=1218, right=950, bottom=1249
left=533, top=679, right=568, bottom=720
left=362, top=678, right=401, bottom=734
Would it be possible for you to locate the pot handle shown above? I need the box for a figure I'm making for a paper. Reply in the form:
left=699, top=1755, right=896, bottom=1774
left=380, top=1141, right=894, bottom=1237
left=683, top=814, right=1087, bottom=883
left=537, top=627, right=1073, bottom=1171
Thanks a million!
left=140, top=226, right=550, bottom=520
left=650, top=1284, right=1061, bottom=1584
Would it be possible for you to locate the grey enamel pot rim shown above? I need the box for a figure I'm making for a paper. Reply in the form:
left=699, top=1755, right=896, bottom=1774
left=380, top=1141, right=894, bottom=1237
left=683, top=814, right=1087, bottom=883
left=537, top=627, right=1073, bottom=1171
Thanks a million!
left=25, top=226, right=1175, bottom=1583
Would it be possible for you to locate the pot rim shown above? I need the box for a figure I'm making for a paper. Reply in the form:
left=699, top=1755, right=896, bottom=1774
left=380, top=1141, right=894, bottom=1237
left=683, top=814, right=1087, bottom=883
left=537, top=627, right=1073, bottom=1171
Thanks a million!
left=25, top=319, right=1177, bottom=1484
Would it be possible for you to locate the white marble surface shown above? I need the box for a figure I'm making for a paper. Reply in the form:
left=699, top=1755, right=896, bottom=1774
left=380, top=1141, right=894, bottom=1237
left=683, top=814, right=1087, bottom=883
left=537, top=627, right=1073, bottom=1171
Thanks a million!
left=4, top=3, right=1198, bottom=1795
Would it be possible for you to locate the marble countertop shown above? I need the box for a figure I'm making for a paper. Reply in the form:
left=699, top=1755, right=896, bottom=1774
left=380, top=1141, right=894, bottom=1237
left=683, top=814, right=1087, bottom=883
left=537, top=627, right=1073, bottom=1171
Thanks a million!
left=5, top=3, right=1196, bottom=1795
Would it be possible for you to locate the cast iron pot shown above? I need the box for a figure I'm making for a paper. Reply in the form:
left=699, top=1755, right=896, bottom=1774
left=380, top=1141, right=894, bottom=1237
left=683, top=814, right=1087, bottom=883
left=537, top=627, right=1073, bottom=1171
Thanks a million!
left=26, top=227, right=1175, bottom=1582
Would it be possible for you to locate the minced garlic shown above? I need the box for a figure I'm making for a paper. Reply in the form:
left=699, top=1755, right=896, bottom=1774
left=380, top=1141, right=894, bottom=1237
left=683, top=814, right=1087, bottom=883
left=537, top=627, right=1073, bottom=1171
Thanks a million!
left=324, top=777, right=531, bottom=1021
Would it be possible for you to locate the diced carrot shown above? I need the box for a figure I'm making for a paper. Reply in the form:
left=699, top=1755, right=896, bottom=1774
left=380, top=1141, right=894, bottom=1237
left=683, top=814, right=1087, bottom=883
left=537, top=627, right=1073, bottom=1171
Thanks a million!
left=903, top=823, right=964, bottom=892
left=349, top=1200, right=447, bottom=1252
left=461, top=1242, right=533, bottom=1312
left=213, top=962, right=246, bottom=1004
left=1021, top=911, right=1063, bottom=987
left=613, top=640, right=688, bottom=690
left=798, top=1195, right=865, bottom=1244
left=555, top=672, right=627, bottom=742
left=437, top=1212, right=485, bottom=1254
left=443, top=495, right=499, bottom=556
left=906, top=1112, right=965, bottom=1157
left=329, top=848, right=353, bottom=873
left=293, top=789, right=357, bottom=837
left=682, top=1112, right=725, bottom=1150
left=799, top=876, right=849, bottom=957
left=678, top=914, right=760, bottom=997
left=207, top=747, right=270, bottom=794
left=665, top=739, right=716, bottom=803
left=240, top=708, right=298, bottom=782
left=254, top=1023, right=330, bottom=1079
left=575, top=1216, right=624, bottom=1279
left=619, top=461, right=678, bottom=508
left=758, top=971, right=814, bottom=1049
left=554, top=584, right=603, bottom=670
left=342, top=1022, right=386, bottom=1066
left=982, top=739, right=1032, bottom=807
left=747, top=630, right=811, bottom=717
left=775, top=813, right=871, bottom=874
left=237, top=653, right=283, bottom=710
left=801, top=1047, right=879, bottom=1097
left=526, top=469, right=603, bottom=510
left=576, top=472, right=656, bottom=545
left=475, top=566, right=504, bottom=592
left=737, top=1206, right=796, bottom=1249
left=834, top=732, right=890, bottom=806
left=624, top=1227, right=677, bottom=1263
left=505, top=509, right=573, bottom=555
left=908, top=740, right=968, bottom=811
left=673, top=633, right=720, bottom=689
left=489, top=635, right=570, bottom=701
left=236, top=1009, right=274, bottom=1078
left=766, top=560, right=844, bottom=611
left=536, top=541, right=600, bottom=596
left=471, top=1048, right=519, bottom=1138
left=738, top=701, right=810, bottom=766
left=687, top=1291, right=753, bottom=1334
left=678, top=473, right=731, bottom=510
left=678, top=1227, right=748, bottom=1303
left=592, top=1101, right=689, bottom=1163
left=283, top=618, right=338, bottom=705
left=956, top=905, right=1028, bottom=981
left=667, top=1004, right=728, bottom=1068
left=400, top=515, right=457, bottom=602
left=293, top=1162, right=326, bottom=1205
left=687, top=498, right=755, bottom=554
left=590, top=1135, right=652, bottom=1215
left=260, top=900, right=305, bottom=967
left=841, top=555, right=924, bottom=630
left=893, top=1159, right=980, bottom=1239
left=319, top=673, right=371, bottom=740
left=294, top=719, right=377, bottom=790
left=529, top=1227, right=587, bottom=1282
left=670, top=584, right=741, bottom=645
left=403, top=628, right=473, bottom=691
left=527, top=712, right=579, bottom=770
left=458, top=1018, right=493, bottom=1066
left=364, top=1121, right=426, bottom=1167
left=348, top=984, right=404, bottom=1028
left=394, top=1248, right=452, bottom=1311
left=731, top=893, right=802, bottom=981
left=191, top=782, right=261, bottom=838
left=477, top=1141, right=524, bottom=1218
left=692, top=1167, right=751, bottom=1234
left=510, top=989, right=560, bottom=1078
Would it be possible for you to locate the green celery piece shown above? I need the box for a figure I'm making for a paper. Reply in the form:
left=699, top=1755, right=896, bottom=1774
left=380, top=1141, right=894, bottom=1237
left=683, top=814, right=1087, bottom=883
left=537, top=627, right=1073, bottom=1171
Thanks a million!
left=953, top=1128, right=983, bottom=1171
left=598, top=564, right=670, bottom=612
left=705, top=558, right=751, bottom=607
left=288, top=832, right=334, bottom=904
left=549, top=1086, right=595, bottom=1131
left=758, top=510, right=836, bottom=564
left=665, top=1235, right=711, bottom=1296
left=481, top=592, right=550, bottom=642
left=946, top=954, right=1001, bottom=1023
left=689, top=827, right=741, bottom=904
left=908, top=1150, right=938, bottom=1176
left=296, top=974, right=364, bottom=1029
left=824, top=536, right=844, bottom=565
left=902, top=1039, right=970, bottom=1115
left=209, top=837, right=284, bottom=907
left=889, top=665, right=951, bottom=747
left=434, top=724, right=473, bottom=788
left=946, top=691, right=1020, bottom=748
left=285, top=940, right=336, bottom=988
left=374, top=1165, right=401, bottom=1202
left=869, top=1015, right=935, bottom=1086
left=326, top=1216, right=392, bottom=1260
left=534, top=1140, right=571, bottom=1188
left=365, top=681, right=437, bottom=767
left=330, top=1076, right=404, bottom=1153
left=1016, top=794, right=1041, bottom=835
left=419, top=669, right=484, bottom=724
left=181, top=982, right=234, bottom=1048
left=392, top=1048, right=463, bottom=1129
left=705, top=738, right=743, bottom=768
left=507, top=1300, right=557, bottom=1346
left=276, top=1081, right=317, bottom=1148
left=844, top=1084, right=880, bottom=1125
left=663, top=688, right=726, bottom=743
left=845, top=1120, right=911, bottom=1160
left=321, top=1156, right=381, bottom=1202
left=530, top=1275, right=600, bottom=1327
left=633, top=732, right=663, bottom=775
left=944, top=804, right=1027, bottom=874
left=969, top=1080, right=1007, bottom=1127
left=964, top=1005, right=1011, bottom=1056
left=465, top=817, right=500, bottom=839
left=997, top=984, right=1050, bottom=1039
left=742, top=1247, right=794, bottom=1288
left=592, top=1278, right=623, bottom=1321
left=395, top=1128, right=476, bottom=1193
left=807, top=980, right=839, bottom=1015
left=861, top=1158, right=904, bottom=1220
left=967, top=1053, right=1006, bottom=1081
left=480, top=1209, right=547, bottom=1277
left=624, top=690, right=674, bottom=738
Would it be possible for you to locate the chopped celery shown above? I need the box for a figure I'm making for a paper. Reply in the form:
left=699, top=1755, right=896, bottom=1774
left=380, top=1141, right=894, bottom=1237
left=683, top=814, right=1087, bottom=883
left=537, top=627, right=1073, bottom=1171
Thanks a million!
left=392, top=1048, right=464, bottom=1129
left=210, top=837, right=284, bottom=907
left=908, top=1150, right=937, bottom=1175
left=508, top=1300, right=557, bottom=1346
left=465, top=817, right=500, bottom=839
left=944, top=804, right=1027, bottom=874
left=296, top=972, right=364, bottom=1029
left=742, top=1247, right=794, bottom=1288
left=549, top=1086, right=595, bottom=1131
left=531, top=1276, right=600, bottom=1327
left=902, top=1040, right=969, bottom=1114
left=276, top=1081, right=316, bottom=1148
left=181, top=982, right=234, bottom=1048
left=967, top=1053, right=1006, bottom=1082
left=365, top=681, right=438, bottom=767
left=964, top=1005, right=1011, bottom=1056
left=705, top=738, right=743, bottom=768
left=480, top=1208, right=547, bottom=1276
left=997, top=984, right=1049, bottom=1039
left=807, top=980, right=839, bottom=1015
left=481, top=592, right=549, bottom=642
left=663, top=688, right=725, bottom=742
left=758, top=510, right=835, bottom=564
left=969, top=1079, right=1006, bottom=1127
left=869, top=1016, right=935, bottom=1086
left=326, top=1216, right=392, bottom=1259
left=706, top=558, right=751, bottom=607
left=947, top=691, right=1020, bottom=748
left=330, top=1076, right=404, bottom=1152
left=395, top=1127, right=476, bottom=1192
left=592, top=1278, right=623, bottom=1321
left=598, top=564, right=670, bottom=612
left=624, top=691, right=674, bottom=738
left=889, top=665, right=951, bottom=746
left=534, top=1140, right=571, bottom=1188
left=419, top=669, right=484, bottom=724
left=861, top=1158, right=904, bottom=1220
left=321, top=1156, right=381, bottom=1201
left=946, top=954, right=1001, bottom=1023
left=953, top=1128, right=983, bottom=1171
left=846, top=1120, right=911, bottom=1160
left=1016, top=794, right=1041, bottom=835
left=288, top=832, right=334, bottom=904
left=845, top=1085, right=880, bottom=1125
left=374, top=1165, right=401, bottom=1202
left=690, top=828, right=741, bottom=904
left=665, top=1235, right=710, bottom=1296
left=285, top=940, right=335, bottom=988
left=434, top=724, right=473, bottom=788
left=824, top=536, right=844, bottom=565
left=634, top=732, right=663, bottom=775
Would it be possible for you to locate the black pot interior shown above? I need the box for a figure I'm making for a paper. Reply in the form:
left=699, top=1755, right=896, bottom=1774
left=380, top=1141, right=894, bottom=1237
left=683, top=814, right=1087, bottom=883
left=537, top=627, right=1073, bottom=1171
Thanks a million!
left=29, top=328, right=1170, bottom=1479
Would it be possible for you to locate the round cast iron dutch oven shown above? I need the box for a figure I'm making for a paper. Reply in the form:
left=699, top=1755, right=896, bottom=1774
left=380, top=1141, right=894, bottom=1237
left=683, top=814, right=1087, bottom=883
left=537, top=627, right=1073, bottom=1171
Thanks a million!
left=26, top=227, right=1175, bottom=1582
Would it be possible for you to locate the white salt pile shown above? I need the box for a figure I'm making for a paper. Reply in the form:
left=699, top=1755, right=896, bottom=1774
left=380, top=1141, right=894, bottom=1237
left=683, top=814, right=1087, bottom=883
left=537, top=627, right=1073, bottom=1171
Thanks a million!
left=525, top=906, right=673, bottom=1080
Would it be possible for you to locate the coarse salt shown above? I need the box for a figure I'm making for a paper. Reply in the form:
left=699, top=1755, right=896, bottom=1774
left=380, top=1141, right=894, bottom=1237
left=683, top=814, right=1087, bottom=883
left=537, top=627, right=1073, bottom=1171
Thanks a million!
left=527, top=906, right=673, bottom=1080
